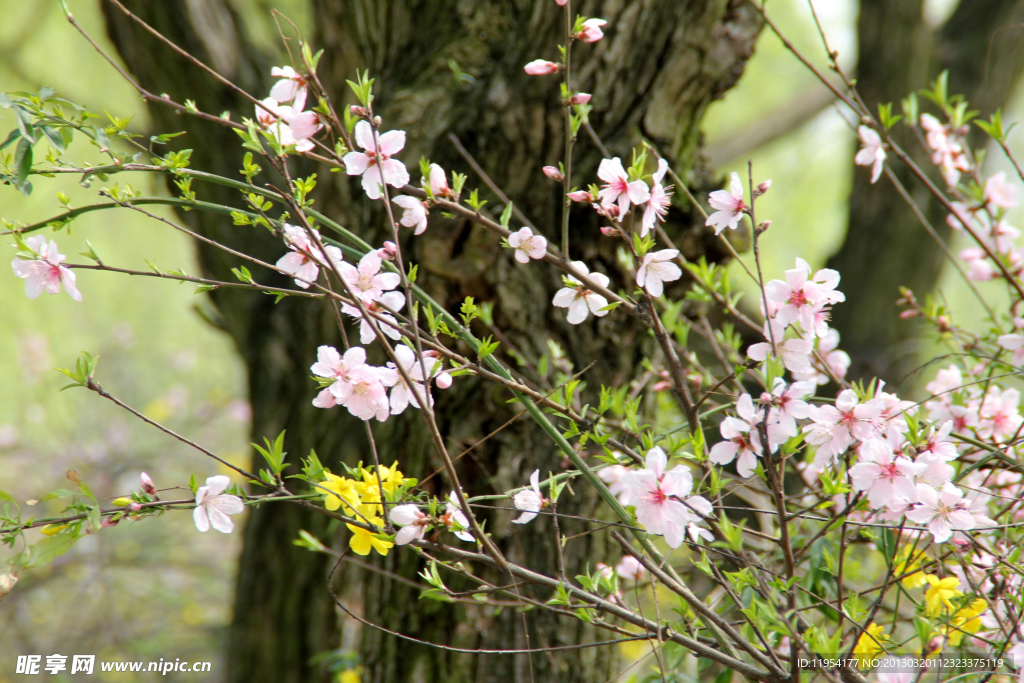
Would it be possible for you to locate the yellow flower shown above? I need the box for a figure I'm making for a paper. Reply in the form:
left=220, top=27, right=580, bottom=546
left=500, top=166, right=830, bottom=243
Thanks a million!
left=319, top=474, right=361, bottom=514
left=853, top=622, right=888, bottom=667
left=338, top=667, right=361, bottom=683
left=39, top=524, right=68, bottom=537
left=894, top=546, right=929, bottom=589
left=924, top=575, right=963, bottom=616
left=346, top=521, right=393, bottom=557
left=944, top=598, right=987, bottom=646
left=360, top=461, right=406, bottom=497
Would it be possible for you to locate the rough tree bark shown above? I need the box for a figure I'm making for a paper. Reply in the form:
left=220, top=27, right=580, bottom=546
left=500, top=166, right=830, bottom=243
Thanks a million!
left=826, top=0, right=1024, bottom=385
left=102, top=1, right=762, bottom=681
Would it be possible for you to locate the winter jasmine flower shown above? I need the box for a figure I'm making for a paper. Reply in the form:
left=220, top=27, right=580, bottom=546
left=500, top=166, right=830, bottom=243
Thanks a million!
left=512, top=469, right=544, bottom=524
left=705, top=172, right=747, bottom=234
left=508, top=227, right=548, bottom=264
left=343, top=120, right=410, bottom=200
left=347, top=519, right=393, bottom=556
left=193, top=475, right=244, bottom=533
left=923, top=575, right=962, bottom=615
left=636, top=249, right=681, bottom=297
left=11, top=236, right=82, bottom=301
left=552, top=261, right=611, bottom=324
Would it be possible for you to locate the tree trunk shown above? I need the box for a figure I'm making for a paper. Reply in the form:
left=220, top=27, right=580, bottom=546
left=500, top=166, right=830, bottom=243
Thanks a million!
left=103, top=1, right=762, bottom=681
left=827, top=0, right=1024, bottom=385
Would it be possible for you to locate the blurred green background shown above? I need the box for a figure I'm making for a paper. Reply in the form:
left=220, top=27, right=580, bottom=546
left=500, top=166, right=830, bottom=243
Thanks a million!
left=1, top=0, right=1022, bottom=680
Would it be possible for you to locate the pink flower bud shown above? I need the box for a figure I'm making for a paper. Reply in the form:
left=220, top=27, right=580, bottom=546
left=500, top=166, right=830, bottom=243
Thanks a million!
left=899, top=309, right=918, bottom=319
left=554, top=0, right=568, bottom=5
left=349, top=105, right=367, bottom=118
left=140, top=472, right=157, bottom=495
left=542, top=166, right=564, bottom=181
left=523, top=60, right=561, bottom=76
left=757, top=179, right=772, bottom=195
left=568, top=93, right=592, bottom=105
left=377, top=241, right=399, bottom=260
left=101, top=516, right=121, bottom=528
left=600, top=226, right=618, bottom=237
left=127, top=502, right=142, bottom=512
left=566, top=190, right=593, bottom=202
left=576, top=19, right=607, bottom=43
left=651, top=380, right=672, bottom=392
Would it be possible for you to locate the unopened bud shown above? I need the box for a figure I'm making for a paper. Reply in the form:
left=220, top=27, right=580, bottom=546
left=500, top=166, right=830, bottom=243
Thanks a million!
left=127, top=502, right=143, bottom=512
left=651, top=380, right=672, bottom=392
left=936, top=315, right=951, bottom=331
left=757, top=220, right=771, bottom=233
left=600, top=226, right=618, bottom=237
left=140, top=472, right=157, bottom=495
left=372, top=116, right=382, bottom=127
left=566, top=190, right=593, bottom=203
left=101, top=516, right=121, bottom=528
left=377, top=241, right=399, bottom=260
left=542, top=166, right=564, bottom=182
left=568, top=93, right=592, bottom=105
left=755, top=179, right=772, bottom=197
left=112, top=497, right=132, bottom=507
left=349, top=105, right=367, bottom=118
left=899, top=309, right=918, bottom=319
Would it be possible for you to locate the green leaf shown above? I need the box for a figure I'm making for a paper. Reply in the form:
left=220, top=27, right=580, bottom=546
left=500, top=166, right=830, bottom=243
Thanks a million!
left=499, top=202, right=514, bottom=229
left=28, top=534, right=75, bottom=568
left=41, top=126, right=65, bottom=152
left=14, top=137, right=33, bottom=195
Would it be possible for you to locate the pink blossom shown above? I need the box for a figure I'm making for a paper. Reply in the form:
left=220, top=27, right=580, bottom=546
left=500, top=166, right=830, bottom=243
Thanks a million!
left=276, top=223, right=334, bottom=288
left=917, top=421, right=959, bottom=462
left=257, top=98, right=322, bottom=152
left=542, top=166, right=564, bottom=181
left=803, top=389, right=882, bottom=464
left=793, top=328, right=850, bottom=385
left=508, top=227, right=548, bottom=264
left=11, top=236, right=82, bottom=301
left=426, top=163, right=452, bottom=198
left=380, top=344, right=451, bottom=414
left=620, top=447, right=712, bottom=547
left=567, top=190, right=594, bottom=203
left=389, top=504, right=429, bottom=545
left=140, top=472, right=157, bottom=496
left=764, top=258, right=843, bottom=335
left=554, top=0, right=568, bottom=6
left=443, top=492, right=474, bottom=541
left=343, top=120, right=410, bottom=200
left=854, top=126, right=886, bottom=183
left=977, top=386, right=1023, bottom=441
left=523, top=60, right=560, bottom=75
left=333, top=364, right=393, bottom=422
left=193, top=475, right=244, bottom=533
left=392, top=196, right=428, bottom=235
left=598, top=464, right=631, bottom=503
left=985, top=171, right=1019, bottom=210
left=341, top=291, right=405, bottom=344
left=377, top=241, right=399, bottom=261
left=905, top=482, right=976, bottom=543
left=706, top=172, right=747, bottom=235
left=762, top=378, right=814, bottom=446
left=636, top=249, right=681, bottom=297
left=642, top=159, right=673, bottom=236
left=576, top=18, right=607, bottom=43
left=269, top=66, right=308, bottom=111
left=615, top=555, right=646, bottom=581
left=709, top=394, right=769, bottom=478
left=569, top=93, right=591, bottom=105
left=311, top=345, right=368, bottom=409
left=597, top=157, right=651, bottom=219
left=340, top=251, right=401, bottom=303
left=512, top=469, right=544, bottom=524
left=552, top=261, right=611, bottom=324
left=998, top=331, right=1024, bottom=366
left=746, top=319, right=813, bottom=374
left=849, top=438, right=923, bottom=509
